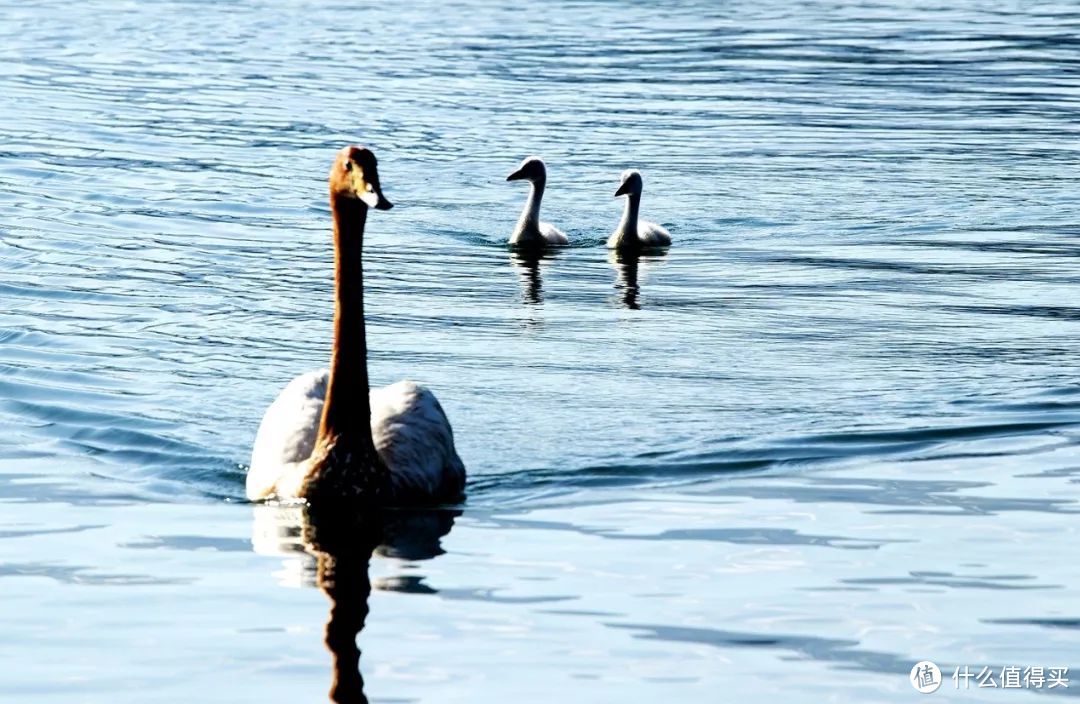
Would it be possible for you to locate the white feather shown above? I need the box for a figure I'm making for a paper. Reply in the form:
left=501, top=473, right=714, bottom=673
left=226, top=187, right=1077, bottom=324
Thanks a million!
left=247, top=370, right=465, bottom=502
left=635, top=220, right=672, bottom=246
left=247, top=370, right=326, bottom=500
left=607, top=221, right=672, bottom=248
left=369, top=380, right=465, bottom=498
left=508, top=157, right=568, bottom=248
left=608, top=169, right=672, bottom=249
left=538, top=222, right=568, bottom=245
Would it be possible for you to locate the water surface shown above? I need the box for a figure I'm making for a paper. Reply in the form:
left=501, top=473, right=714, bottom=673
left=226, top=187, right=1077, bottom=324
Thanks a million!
left=1, top=0, right=1079, bottom=701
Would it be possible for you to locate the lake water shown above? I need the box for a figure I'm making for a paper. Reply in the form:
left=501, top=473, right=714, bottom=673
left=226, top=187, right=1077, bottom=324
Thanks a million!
left=2, top=0, right=1079, bottom=701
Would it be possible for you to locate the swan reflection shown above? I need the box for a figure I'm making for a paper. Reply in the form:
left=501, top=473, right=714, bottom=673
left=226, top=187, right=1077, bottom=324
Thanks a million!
left=510, top=249, right=560, bottom=305
left=608, top=248, right=669, bottom=309
left=252, top=504, right=458, bottom=703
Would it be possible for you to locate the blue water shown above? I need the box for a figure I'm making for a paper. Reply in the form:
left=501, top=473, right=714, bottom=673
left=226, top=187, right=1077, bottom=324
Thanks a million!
left=2, top=0, right=1079, bottom=701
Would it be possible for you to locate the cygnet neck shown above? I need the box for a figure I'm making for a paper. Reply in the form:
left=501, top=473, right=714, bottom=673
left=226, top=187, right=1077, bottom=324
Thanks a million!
left=519, top=175, right=546, bottom=227
left=617, top=191, right=642, bottom=243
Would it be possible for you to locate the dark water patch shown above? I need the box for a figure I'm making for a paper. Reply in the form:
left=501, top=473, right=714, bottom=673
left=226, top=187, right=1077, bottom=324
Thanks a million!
left=0, top=464, right=244, bottom=507
left=843, top=571, right=1060, bottom=591
left=437, top=588, right=577, bottom=605
left=1016, top=466, right=1080, bottom=482
left=540, top=608, right=625, bottom=618
left=469, top=409, right=1080, bottom=502
left=0, top=472, right=145, bottom=507
left=611, top=526, right=889, bottom=549
left=757, top=253, right=1078, bottom=282
left=939, top=304, right=1080, bottom=321
left=120, top=534, right=251, bottom=552
left=898, top=238, right=1080, bottom=258
left=0, top=523, right=106, bottom=540
left=373, top=575, right=439, bottom=595
left=1, top=398, right=176, bottom=433
left=983, top=618, right=1080, bottom=631
left=774, top=419, right=1080, bottom=452
left=0, top=281, right=132, bottom=303
left=611, top=623, right=912, bottom=676
left=4, top=1, right=1080, bottom=699
left=477, top=515, right=893, bottom=551
left=0, top=561, right=194, bottom=586
left=712, top=476, right=1077, bottom=517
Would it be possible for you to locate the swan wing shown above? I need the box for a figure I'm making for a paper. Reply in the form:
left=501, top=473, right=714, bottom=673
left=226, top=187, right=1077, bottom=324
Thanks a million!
left=371, top=380, right=466, bottom=502
left=638, top=220, right=672, bottom=246
left=247, top=369, right=328, bottom=500
left=539, top=222, right=569, bottom=245
left=247, top=374, right=465, bottom=503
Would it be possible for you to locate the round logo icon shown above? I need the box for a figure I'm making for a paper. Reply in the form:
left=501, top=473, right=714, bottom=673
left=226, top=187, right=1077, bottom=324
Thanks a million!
left=910, top=661, right=942, bottom=694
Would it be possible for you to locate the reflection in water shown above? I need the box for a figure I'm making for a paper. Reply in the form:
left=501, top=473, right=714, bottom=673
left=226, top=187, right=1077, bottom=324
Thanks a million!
left=611, top=251, right=641, bottom=309
left=252, top=505, right=458, bottom=703
left=608, top=249, right=669, bottom=309
left=320, top=547, right=370, bottom=703
left=509, top=249, right=559, bottom=305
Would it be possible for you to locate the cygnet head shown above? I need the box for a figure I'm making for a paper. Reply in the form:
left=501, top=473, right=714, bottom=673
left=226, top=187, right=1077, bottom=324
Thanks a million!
left=329, top=145, right=393, bottom=210
left=614, top=169, right=644, bottom=198
left=506, top=156, right=547, bottom=184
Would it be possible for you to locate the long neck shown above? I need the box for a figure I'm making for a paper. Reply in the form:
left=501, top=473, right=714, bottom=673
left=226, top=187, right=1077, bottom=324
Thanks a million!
left=617, top=193, right=641, bottom=245
left=518, top=177, right=545, bottom=228
left=317, top=195, right=375, bottom=450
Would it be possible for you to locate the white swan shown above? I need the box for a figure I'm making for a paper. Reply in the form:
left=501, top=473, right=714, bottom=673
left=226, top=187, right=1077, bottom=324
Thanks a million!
left=506, top=156, right=568, bottom=247
left=607, top=169, right=672, bottom=249
left=247, top=146, right=465, bottom=505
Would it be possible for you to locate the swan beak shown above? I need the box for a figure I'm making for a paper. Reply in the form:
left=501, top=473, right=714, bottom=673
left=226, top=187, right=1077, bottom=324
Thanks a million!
left=355, top=170, right=393, bottom=210
left=614, top=181, right=632, bottom=197
left=506, top=167, right=526, bottom=182
left=360, top=187, right=393, bottom=210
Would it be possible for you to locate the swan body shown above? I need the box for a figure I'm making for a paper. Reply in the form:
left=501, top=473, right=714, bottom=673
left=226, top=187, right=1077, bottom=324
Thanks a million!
left=247, top=371, right=465, bottom=502
left=522, top=221, right=568, bottom=247
left=607, top=169, right=672, bottom=249
left=507, top=156, right=568, bottom=247
left=246, top=146, right=465, bottom=506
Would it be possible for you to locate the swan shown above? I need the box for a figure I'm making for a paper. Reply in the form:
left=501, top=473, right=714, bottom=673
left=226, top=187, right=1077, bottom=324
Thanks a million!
left=607, top=169, right=672, bottom=249
left=506, top=156, right=569, bottom=247
left=247, top=146, right=466, bottom=506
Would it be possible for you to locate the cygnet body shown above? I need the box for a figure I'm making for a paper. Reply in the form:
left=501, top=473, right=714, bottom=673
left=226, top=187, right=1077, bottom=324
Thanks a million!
left=507, top=157, right=568, bottom=247
left=607, top=169, right=671, bottom=250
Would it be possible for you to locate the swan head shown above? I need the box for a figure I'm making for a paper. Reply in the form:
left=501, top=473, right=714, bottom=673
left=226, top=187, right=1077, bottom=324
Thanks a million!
left=329, top=146, right=393, bottom=210
left=615, top=169, right=643, bottom=197
left=506, top=156, right=547, bottom=184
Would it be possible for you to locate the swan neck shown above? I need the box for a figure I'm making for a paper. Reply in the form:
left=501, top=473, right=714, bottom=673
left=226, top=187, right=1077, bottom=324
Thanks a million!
left=318, top=194, right=375, bottom=451
left=521, top=177, right=545, bottom=226
left=616, top=193, right=641, bottom=245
